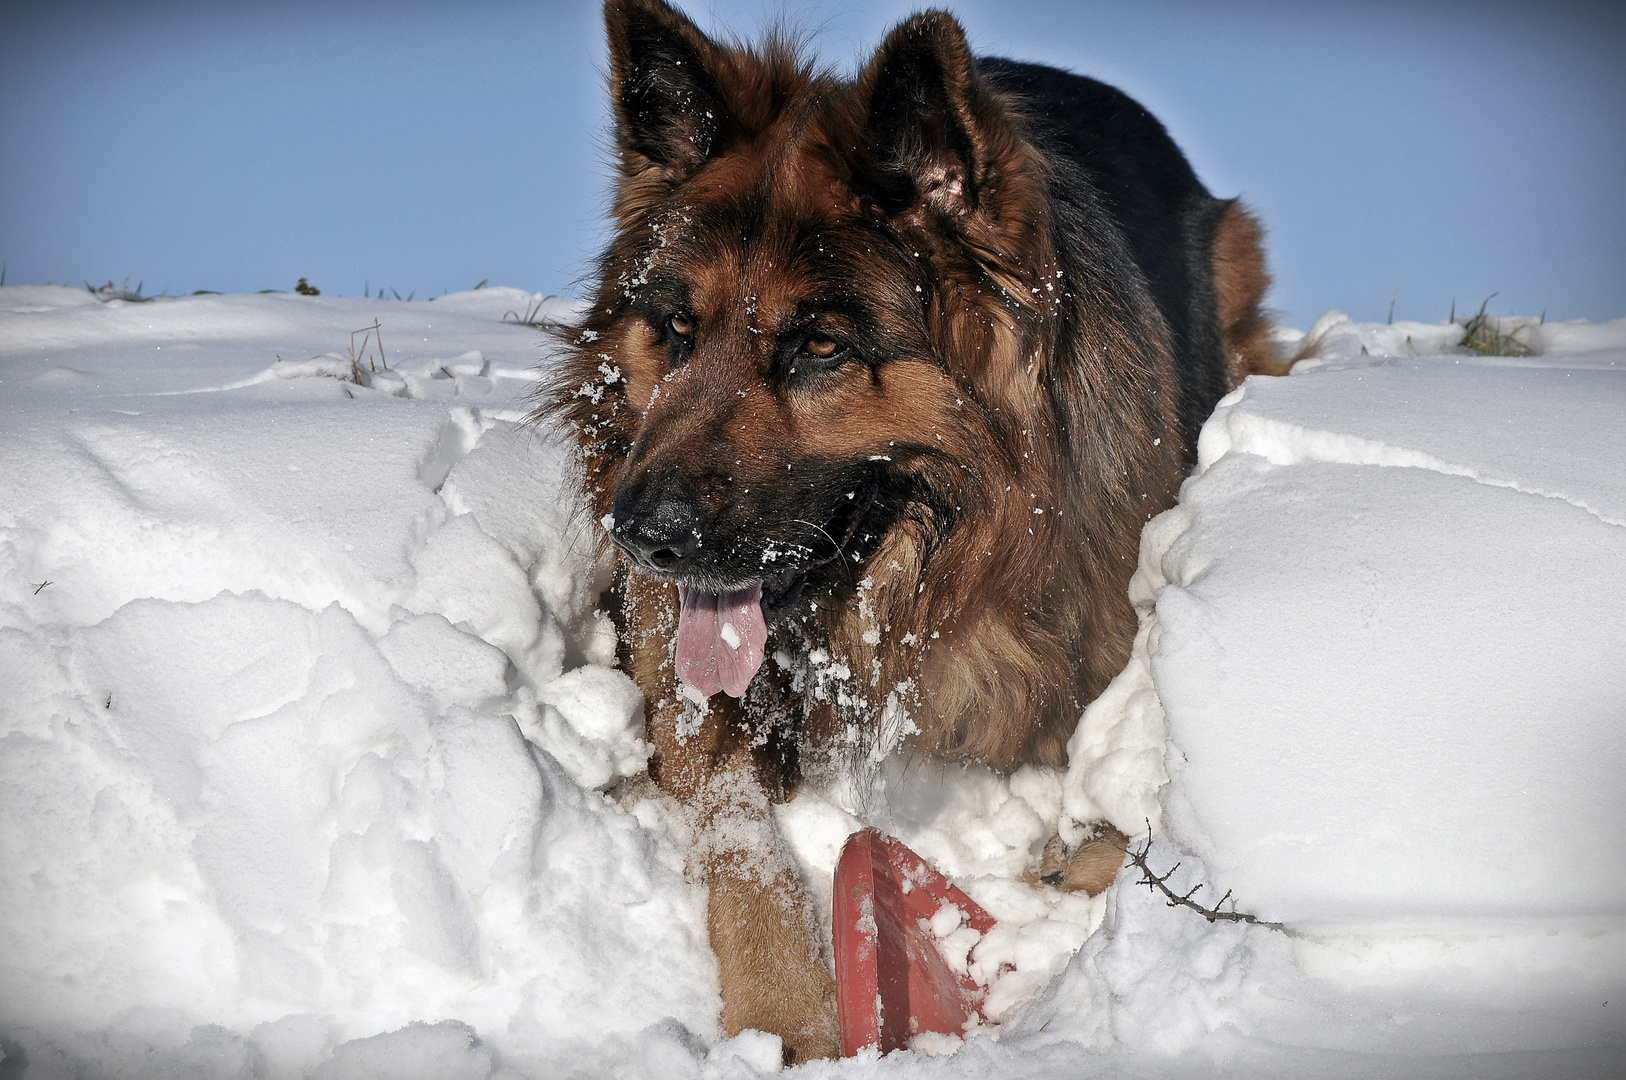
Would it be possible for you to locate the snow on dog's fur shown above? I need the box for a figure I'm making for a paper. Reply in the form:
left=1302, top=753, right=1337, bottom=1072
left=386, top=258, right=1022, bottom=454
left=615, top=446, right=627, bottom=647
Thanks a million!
left=540, top=0, right=1280, bottom=1060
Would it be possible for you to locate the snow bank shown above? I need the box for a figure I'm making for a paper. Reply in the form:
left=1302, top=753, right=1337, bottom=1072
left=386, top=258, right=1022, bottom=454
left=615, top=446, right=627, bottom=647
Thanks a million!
left=0, top=289, right=724, bottom=1076
left=1054, top=315, right=1626, bottom=1072
left=0, top=287, right=1094, bottom=1077
left=4, top=289, right=1624, bottom=1077
left=1065, top=334, right=1626, bottom=919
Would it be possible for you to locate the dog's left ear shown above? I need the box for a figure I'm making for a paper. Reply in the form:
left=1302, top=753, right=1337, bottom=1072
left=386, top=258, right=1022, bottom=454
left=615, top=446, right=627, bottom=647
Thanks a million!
left=854, top=11, right=1007, bottom=221
left=605, top=0, right=737, bottom=180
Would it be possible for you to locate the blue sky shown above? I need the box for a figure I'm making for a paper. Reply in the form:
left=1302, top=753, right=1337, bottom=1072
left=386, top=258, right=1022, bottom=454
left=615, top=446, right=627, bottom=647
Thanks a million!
left=2, top=0, right=1621, bottom=326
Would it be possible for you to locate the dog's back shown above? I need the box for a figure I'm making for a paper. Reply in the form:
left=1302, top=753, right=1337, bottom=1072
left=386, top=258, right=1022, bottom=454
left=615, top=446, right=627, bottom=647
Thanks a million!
left=983, top=58, right=1282, bottom=451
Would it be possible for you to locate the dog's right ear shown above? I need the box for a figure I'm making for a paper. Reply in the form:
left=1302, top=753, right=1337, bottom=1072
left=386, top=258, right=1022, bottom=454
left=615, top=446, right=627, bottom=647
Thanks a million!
left=605, top=0, right=736, bottom=183
left=854, top=11, right=1002, bottom=222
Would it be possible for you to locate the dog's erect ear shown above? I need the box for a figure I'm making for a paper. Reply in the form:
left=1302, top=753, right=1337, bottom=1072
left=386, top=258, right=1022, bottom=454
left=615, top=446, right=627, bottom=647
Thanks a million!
left=605, top=0, right=736, bottom=179
left=855, top=12, right=1001, bottom=220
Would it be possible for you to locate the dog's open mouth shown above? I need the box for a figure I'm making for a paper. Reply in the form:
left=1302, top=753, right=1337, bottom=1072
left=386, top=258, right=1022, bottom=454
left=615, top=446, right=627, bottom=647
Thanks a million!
left=673, top=480, right=881, bottom=700
left=671, top=563, right=824, bottom=699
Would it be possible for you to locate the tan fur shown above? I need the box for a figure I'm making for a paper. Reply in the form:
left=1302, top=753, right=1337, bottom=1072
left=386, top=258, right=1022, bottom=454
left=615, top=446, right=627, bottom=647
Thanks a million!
left=1030, top=825, right=1129, bottom=895
left=1212, top=200, right=1287, bottom=379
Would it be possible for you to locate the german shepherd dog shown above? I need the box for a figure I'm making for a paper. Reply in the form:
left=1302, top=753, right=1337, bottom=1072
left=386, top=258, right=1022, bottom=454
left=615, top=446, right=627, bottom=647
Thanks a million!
left=543, top=0, right=1280, bottom=1059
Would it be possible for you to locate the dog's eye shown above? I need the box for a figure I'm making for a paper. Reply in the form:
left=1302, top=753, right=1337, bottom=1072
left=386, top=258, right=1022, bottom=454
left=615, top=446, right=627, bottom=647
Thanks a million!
left=803, top=334, right=839, bottom=359
left=778, top=328, right=853, bottom=383
left=662, top=311, right=696, bottom=366
left=791, top=333, right=848, bottom=371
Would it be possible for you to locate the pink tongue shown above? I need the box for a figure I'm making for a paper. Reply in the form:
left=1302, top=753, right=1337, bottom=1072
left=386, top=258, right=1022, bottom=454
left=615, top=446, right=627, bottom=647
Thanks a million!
left=675, top=584, right=768, bottom=699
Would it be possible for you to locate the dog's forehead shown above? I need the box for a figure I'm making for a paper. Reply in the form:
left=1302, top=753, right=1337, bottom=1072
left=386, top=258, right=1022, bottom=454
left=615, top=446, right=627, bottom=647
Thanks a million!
left=642, top=140, right=876, bottom=320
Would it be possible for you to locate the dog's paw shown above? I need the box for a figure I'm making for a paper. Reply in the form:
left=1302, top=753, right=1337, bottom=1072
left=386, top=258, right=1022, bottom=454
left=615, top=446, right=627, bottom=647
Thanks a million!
left=772, top=982, right=840, bottom=1066
left=709, top=860, right=840, bottom=1062
left=1030, top=822, right=1129, bottom=895
left=717, top=938, right=839, bottom=1064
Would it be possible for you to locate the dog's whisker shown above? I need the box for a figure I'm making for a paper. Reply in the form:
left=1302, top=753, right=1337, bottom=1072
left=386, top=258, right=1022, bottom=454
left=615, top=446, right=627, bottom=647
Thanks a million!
left=790, top=517, right=859, bottom=589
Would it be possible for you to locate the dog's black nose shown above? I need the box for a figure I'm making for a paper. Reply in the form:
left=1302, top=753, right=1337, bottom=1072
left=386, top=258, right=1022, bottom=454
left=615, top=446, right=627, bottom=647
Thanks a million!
left=610, top=482, right=701, bottom=573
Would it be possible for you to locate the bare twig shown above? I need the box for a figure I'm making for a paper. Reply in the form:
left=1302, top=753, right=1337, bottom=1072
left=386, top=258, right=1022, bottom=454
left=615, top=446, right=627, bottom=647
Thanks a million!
left=1124, top=819, right=1282, bottom=928
left=31, top=581, right=53, bottom=595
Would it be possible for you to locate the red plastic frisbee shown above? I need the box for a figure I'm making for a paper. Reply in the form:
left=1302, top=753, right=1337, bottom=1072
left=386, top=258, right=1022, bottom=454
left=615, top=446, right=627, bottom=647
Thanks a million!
left=832, top=828, right=1001, bottom=1056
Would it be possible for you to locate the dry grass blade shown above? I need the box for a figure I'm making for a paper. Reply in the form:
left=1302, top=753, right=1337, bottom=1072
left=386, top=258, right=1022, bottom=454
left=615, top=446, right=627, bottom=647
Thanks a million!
left=503, top=296, right=562, bottom=328
left=1457, top=294, right=1536, bottom=357
left=348, top=320, right=388, bottom=382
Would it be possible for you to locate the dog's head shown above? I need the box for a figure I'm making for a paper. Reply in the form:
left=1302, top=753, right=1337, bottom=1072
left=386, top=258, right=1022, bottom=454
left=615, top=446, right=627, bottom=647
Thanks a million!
left=555, top=0, right=1060, bottom=697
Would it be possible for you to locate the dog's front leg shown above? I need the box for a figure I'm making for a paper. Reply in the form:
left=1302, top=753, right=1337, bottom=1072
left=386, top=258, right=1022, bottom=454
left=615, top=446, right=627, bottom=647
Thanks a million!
left=621, top=574, right=839, bottom=1063
left=688, top=751, right=840, bottom=1062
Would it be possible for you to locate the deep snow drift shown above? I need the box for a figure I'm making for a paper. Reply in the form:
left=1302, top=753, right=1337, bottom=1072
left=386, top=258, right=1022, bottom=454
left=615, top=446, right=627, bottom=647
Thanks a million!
left=1, top=288, right=1622, bottom=1078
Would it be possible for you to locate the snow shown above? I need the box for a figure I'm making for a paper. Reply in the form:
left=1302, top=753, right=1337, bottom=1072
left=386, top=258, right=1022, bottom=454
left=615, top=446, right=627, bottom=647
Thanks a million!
left=1064, top=323, right=1626, bottom=917
left=1167, top=376, right=1625, bottom=918
left=1053, top=315, right=1626, bottom=1075
left=3, top=286, right=1624, bottom=1077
